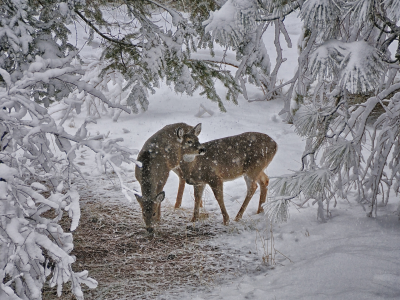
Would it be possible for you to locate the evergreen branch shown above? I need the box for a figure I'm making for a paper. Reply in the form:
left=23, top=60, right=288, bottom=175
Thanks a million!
left=188, top=58, right=239, bottom=69
left=144, top=0, right=183, bottom=20
left=375, top=11, right=400, bottom=36
left=74, top=9, right=140, bottom=48
left=256, top=1, right=301, bottom=22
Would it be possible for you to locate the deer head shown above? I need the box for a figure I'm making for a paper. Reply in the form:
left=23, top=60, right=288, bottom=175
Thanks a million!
left=135, top=123, right=204, bottom=232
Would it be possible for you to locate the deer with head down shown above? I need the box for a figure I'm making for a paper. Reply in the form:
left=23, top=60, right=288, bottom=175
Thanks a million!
left=135, top=123, right=204, bottom=232
left=179, top=132, right=277, bottom=225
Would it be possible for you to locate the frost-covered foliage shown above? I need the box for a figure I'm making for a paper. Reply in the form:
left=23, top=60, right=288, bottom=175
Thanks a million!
left=203, top=0, right=282, bottom=100
left=0, top=1, right=139, bottom=298
left=266, top=0, right=400, bottom=219
left=73, top=0, right=240, bottom=112
left=60, top=58, right=135, bottom=121
left=0, top=168, right=97, bottom=300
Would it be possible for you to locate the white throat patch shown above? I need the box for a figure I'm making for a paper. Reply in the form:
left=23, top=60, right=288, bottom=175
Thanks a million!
left=183, top=154, right=197, bottom=162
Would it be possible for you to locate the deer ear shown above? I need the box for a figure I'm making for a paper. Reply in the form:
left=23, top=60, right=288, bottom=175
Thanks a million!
left=135, top=194, right=143, bottom=206
left=193, top=123, right=202, bottom=136
left=155, top=191, right=165, bottom=203
left=177, top=128, right=184, bottom=140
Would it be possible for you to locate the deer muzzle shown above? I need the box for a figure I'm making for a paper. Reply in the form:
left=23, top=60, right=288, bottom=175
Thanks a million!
left=199, top=146, right=206, bottom=155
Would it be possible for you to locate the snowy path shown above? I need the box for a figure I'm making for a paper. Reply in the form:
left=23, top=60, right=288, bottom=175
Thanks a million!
left=185, top=202, right=400, bottom=300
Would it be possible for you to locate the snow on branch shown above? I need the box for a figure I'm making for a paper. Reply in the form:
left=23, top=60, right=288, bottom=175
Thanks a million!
left=264, top=197, right=292, bottom=224
left=294, top=105, right=326, bottom=138
left=0, top=2, right=142, bottom=297
left=0, top=166, right=97, bottom=300
left=258, top=0, right=301, bottom=21
left=346, top=0, right=377, bottom=27
left=300, top=0, right=342, bottom=30
left=203, top=0, right=258, bottom=48
left=322, top=139, right=359, bottom=174
left=309, top=40, right=386, bottom=93
left=270, top=168, right=334, bottom=206
left=384, top=0, right=400, bottom=21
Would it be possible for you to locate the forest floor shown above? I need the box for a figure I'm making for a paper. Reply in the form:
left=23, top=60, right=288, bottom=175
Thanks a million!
left=42, top=12, right=400, bottom=300
left=42, top=174, right=274, bottom=300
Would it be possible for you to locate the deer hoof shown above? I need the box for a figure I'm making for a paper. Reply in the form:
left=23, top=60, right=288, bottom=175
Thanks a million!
left=256, top=207, right=264, bottom=214
left=190, top=216, right=198, bottom=222
left=234, top=215, right=242, bottom=222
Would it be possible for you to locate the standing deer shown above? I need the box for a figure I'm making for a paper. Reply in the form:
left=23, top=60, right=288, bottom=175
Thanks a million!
left=135, top=123, right=204, bottom=232
left=179, top=132, right=277, bottom=225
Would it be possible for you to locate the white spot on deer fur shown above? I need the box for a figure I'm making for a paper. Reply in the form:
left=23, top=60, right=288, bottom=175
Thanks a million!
left=183, top=154, right=197, bottom=162
left=232, top=157, right=240, bottom=164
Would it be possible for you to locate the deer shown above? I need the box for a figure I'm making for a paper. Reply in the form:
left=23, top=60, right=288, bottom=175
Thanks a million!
left=179, top=132, right=277, bottom=225
left=134, top=123, right=204, bottom=232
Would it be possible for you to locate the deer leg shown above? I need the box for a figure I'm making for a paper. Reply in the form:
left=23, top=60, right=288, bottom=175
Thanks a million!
left=257, top=172, right=269, bottom=214
left=174, top=168, right=202, bottom=208
left=174, top=175, right=186, bottom=208
left=235, top=175, right=258, bottom=221
left=172, top=168, right=185, bottom=208
left=209, top=179, right=230, bottom=225
left=191, top=184, right=206, bottom=222
left=156, top=172, right=169, bottom=222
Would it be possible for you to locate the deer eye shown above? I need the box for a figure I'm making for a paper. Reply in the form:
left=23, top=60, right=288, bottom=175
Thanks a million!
left=153, top=213, right=156, bottom=216
left=187, top=140, right=193, bottom=144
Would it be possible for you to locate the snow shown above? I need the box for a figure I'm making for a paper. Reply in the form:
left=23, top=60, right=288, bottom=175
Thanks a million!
left=0, top=164, right=18, bottom=182
left=59, top=12, right=400, bottom=300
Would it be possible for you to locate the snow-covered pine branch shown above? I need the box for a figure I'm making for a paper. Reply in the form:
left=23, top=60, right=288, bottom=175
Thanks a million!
left=0, top=166, right=97, bottom=300
left=259, top=0, right=302, bottom=21
left=0, top=1, right=142, bottom=298
left=270, top=0, right=400, bottom=220
left=263, top=196, right=291, bottom=224
left=76, top=0, right=241, bottom=112
left=300, top=0, right=342, bottom=31
left=309, top=40, right=386, bottom=94
left=203, top=0, right=302, bottom=101
left=384, top=0, right=400, bottom=21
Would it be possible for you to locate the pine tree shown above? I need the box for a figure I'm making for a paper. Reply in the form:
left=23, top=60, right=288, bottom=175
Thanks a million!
left=254, top=0, right=400, bottom=219
left=0, top=1, right=138, bottom=299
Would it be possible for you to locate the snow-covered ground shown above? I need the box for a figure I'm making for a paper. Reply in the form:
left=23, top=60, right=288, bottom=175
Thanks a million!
left=63, top=13, right=400, bottom=300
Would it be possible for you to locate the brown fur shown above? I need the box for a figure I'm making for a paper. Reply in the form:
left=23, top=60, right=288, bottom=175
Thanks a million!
left=179, top=132, right=277, bottom=225
left=135, top=123, right=203, bottom=231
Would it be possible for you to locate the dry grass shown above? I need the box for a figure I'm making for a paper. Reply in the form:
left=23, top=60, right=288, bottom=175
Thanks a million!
left=42, top=188, right=242, bottom=299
